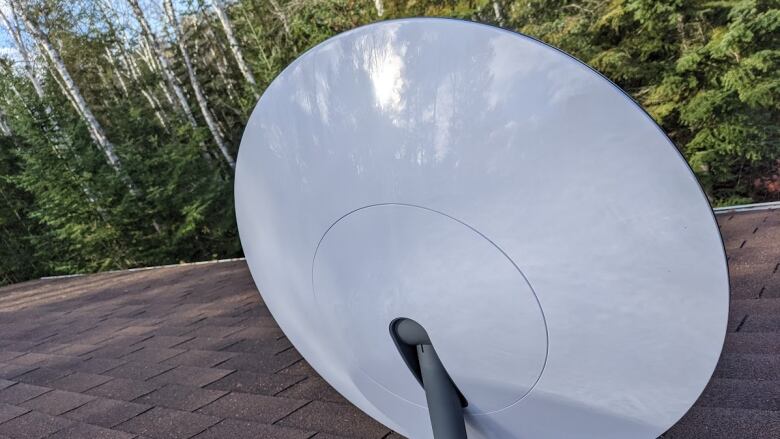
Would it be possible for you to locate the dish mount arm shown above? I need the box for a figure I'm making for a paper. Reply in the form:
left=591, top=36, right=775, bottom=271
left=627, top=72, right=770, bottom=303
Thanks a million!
left=391, top=318, right=468, bottom=439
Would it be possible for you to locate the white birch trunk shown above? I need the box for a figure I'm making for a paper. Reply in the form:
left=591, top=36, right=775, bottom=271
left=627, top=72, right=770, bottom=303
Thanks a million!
left=201, top=25, right=240, bottom=105
left=140, top=37, right=161, bottom=74
left=96, top=0, right=177, bottom=113
left=126, top=0, right=197, bottom=125
left=15, top=4, right=150, bottom=225
left=123, top=43, right=176, bottom=116
left=374, top=0, right=384, bottom=16
left=493, top=1, right=504, bottom=25
left=0, top=108, right=10, bottom=136
left=140, top=89, right=169, bottom=128
left=105, top=47, right=130, bottom=96
left=139, top=46, right=176, bottom=107
left=163, top=0, right=235, bottom=169
left=97, top=65, right=120, bottom=104
left=0, top=6, right=44, bottom=98
left=207, top=0, right=259, bottom=99
left=105, top=45, right=169, bottom=129
left=124, top=50, right=142, bottom=80
left=6, top=79, right=32, bottom=114
left=0, top=39, right=108, bottom=217
left=12, top=2, right=124, bottom=174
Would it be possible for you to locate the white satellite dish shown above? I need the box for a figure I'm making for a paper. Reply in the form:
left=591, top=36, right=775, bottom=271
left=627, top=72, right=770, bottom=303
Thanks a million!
left=235, top=18, right=728, bottom=439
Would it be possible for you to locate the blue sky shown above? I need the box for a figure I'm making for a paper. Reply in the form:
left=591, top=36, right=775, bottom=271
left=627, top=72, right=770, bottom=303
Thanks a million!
left=0, top=0, right=193, bottom=65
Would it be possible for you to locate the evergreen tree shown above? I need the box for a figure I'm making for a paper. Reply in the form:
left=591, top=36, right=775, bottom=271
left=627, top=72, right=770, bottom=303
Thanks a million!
left=0, top=0, right=776, bottom=285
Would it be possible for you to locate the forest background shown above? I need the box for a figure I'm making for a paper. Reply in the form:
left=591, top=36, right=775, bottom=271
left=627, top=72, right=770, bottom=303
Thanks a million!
left=0, top=0, right=777, bottom=285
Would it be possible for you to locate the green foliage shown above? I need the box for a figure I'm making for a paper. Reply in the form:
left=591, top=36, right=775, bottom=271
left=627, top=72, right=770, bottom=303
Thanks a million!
left=0, top=0, right=777, bottom=285
left=506, top=0, right=779, bottom=201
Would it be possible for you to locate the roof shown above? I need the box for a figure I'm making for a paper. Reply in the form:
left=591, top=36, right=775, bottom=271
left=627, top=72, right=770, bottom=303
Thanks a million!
left=0, top=209, right=778, bottom=439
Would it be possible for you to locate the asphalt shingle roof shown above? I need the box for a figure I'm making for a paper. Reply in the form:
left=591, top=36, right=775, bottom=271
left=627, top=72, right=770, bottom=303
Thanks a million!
left=0, top=208, right=778, bottom=439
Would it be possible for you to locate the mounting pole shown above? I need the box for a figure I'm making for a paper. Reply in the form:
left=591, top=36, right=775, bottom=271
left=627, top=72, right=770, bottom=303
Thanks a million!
left=391, top=318, right=467, bottom=439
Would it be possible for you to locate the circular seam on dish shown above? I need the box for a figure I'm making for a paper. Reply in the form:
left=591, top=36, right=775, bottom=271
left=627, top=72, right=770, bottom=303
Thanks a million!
left=310, top=202, right=550, bottom=414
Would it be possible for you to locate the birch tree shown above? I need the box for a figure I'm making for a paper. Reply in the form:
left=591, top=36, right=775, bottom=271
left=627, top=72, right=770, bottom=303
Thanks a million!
left=493, top=2, right=504, bottom=26
left=207, top=0, right=259, bottom=99
left=0, top=108, right=10, bottom=136
left=0, top=9, right=110, bottom=221
left=163, top=0, right=235, bottom=168
left=8, top=0, right=125, bottom=174
left=374, top=0, right=384, bottom=16
left=202, top=24, right=240, bottom=104
left=126, top=0, right=197, bottom=125
left=94, top=1, right=170, bottom=129
left=0, top=4, right=43, bottom=98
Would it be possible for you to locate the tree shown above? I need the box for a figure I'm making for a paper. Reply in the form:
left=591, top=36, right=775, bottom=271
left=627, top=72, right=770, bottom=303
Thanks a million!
left=10, top=0, right=126, bottom=176
left=163, top=0, right=235, bottom=168
left=0, top=0, right=776, bottom=285
left=207, top=0, right=259, bottom=99
left=126, top=0, right=197, bottom=124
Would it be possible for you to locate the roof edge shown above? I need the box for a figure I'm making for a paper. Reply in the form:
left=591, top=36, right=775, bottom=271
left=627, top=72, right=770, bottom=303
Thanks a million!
left=39, top=257, right=246, bottom=280
left=714, top=201, right=780, bottom=215
left=34, top=200, right=779, bottom=281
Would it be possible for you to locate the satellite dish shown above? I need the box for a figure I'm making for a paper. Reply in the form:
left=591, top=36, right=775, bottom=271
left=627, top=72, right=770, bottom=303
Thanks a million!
left=235, top=18, right=728, bottom=439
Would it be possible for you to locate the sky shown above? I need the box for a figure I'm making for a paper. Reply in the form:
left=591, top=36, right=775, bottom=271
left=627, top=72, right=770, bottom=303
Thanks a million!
left=0, top=0, right=189, bottom=67
left=0, top=3, right=15, bottom=62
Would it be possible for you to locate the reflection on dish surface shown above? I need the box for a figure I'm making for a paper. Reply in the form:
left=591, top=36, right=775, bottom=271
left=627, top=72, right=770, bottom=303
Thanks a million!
left=235, top=18, right=728, bottom=439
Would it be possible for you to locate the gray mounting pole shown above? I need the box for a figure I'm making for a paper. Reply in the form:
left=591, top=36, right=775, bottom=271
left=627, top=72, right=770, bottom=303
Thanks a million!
left=392, top=319, right=467, bottom=439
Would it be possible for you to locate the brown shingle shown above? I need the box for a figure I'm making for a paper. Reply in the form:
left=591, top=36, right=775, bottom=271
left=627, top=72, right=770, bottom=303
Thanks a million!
left=51, top=344, right=100, bottom=357
left=663, top=407, right=780, bottom=438
left=228, top=326, right=284, bottom=341
left=277, top=377, right=349, bottom=404
left=134, top=336, right=195, bottom=349
left=723, top=332, right=780, bottom=354
left=222, top=338, right=292, bottom=355
left=120, top=347, right=185, bottom=364
left=69, top=357, right=125, bottom=375
left=46, top=422, right=135, bottom=439
left=195, top=391, right=306, bottom=424
left=0, top=411, right=73, bottom=439
left=172, top=336, right=241, bottom=351
left=0, top=383, right=51, bottom=405
left=738, top=314, right=780, bottom=332
left=183, top=326, right=243, bottom=339
left=713, top=353, right=780, bottom=380
left=115, top=406, right=220, bottom=439
left=0, top=403, right=30, bottom=424
left=49, top=372, right=113, bottom=393
left=86, top=378, right=159, bottom=402
left=204, top=371, right=304, bottom=396
left=8, top=353, right=53, bottom=366
left=147, top=366, right=233, bottom=388
left=276, top=401, right=390, bottom=438
left=20, top=390, right=94, bottom=416
left=0, top=352, right=24, bottom=363
left=13, top=367, right=72, bottom=387
left=696, top=378, right=780, bottom=411
left=102, top=361, right=175, bottom=381
left=192, top=418, right=312, bottom=439
left=216, top=351, right=300, bottom=375
left=63, top=397, right=150, bottom=428
left=134, top=384, right=226, bottom=412
left=87, top=344, right=143, bottom=360
left=161, top=350, right=237, bottom=368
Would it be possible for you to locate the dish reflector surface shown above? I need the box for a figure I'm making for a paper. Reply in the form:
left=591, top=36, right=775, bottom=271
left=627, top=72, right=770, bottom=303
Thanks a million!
left=235, top=18, right=728, bottom=439
left=313, top=203, right=548, bottom=414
